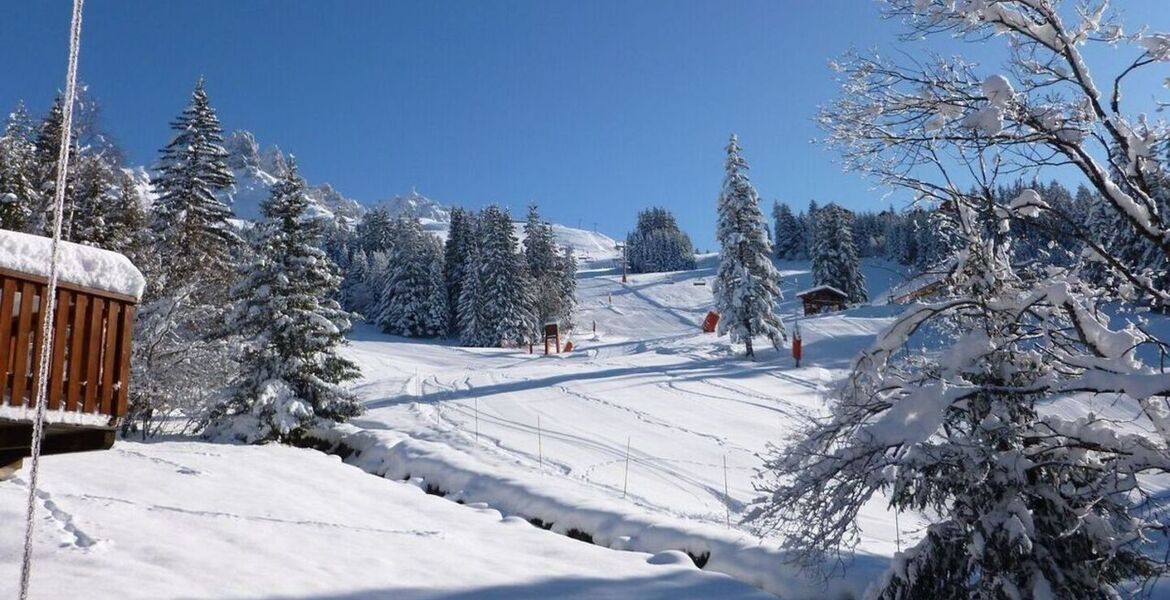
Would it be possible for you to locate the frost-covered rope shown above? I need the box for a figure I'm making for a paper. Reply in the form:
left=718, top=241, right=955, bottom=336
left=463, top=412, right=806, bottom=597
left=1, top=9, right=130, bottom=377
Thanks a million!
left=20, top=0, right=85, bottom=597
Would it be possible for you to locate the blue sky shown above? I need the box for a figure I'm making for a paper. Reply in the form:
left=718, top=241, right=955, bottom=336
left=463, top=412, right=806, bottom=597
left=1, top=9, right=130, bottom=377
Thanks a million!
left=2, top=2, right=1167, bottom=248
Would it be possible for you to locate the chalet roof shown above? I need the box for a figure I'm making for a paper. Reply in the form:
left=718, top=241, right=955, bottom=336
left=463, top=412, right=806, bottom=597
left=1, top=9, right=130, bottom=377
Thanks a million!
left=0, top=229, right=145, bottom=299
left=795, top=285, right=848, bottom=299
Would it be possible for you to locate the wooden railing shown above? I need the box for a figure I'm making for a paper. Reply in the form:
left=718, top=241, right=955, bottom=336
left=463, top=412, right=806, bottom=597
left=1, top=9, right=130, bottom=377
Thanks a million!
left=0, top=267, right=136, bottom=426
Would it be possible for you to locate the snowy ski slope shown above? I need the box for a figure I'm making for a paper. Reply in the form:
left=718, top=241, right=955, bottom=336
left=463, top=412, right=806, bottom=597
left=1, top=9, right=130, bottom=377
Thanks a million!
left=331, top=259, right=918, bottom=596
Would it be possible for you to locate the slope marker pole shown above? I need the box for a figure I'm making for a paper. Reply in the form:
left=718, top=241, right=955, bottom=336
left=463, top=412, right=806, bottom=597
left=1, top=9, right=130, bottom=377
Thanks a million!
left=622, top=436, right=631, bottom=498
left=723, top=455, right=731, bottom=529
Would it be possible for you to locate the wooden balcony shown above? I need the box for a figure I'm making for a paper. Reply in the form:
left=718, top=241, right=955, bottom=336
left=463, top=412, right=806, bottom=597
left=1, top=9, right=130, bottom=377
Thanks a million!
left=0, top=266, right=137, bottom=466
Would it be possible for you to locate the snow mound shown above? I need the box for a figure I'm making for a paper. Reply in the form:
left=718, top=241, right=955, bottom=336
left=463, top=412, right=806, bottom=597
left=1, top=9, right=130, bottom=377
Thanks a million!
left=647, top=550, right=695, bottom=566
left=0, top=229, right=145, bottom=299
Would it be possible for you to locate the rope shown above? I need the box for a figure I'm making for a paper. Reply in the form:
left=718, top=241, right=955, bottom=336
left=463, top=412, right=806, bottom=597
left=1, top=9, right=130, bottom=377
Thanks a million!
left=20, top=0, right=85, bottom=597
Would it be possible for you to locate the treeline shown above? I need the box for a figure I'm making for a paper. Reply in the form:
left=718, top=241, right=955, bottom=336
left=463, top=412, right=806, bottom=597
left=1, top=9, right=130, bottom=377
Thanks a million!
left=0, top=81, right=359, bottom=443
left=0, top=92, right=146, bottom=260
left=771, top=178, right=1098, bottom=274
left=624, top=207, right=696, bottom=273
left=338, top=204, right=577, bottom=347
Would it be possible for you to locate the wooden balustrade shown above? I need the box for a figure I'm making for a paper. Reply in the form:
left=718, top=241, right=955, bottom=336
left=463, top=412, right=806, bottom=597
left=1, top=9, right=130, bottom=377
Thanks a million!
left=0, top=267, right=136, bottom=425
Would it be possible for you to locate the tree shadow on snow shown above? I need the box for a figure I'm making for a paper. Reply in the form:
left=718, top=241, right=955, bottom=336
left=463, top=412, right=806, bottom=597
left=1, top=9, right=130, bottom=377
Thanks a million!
left=249, top=573, right=771, bottom=600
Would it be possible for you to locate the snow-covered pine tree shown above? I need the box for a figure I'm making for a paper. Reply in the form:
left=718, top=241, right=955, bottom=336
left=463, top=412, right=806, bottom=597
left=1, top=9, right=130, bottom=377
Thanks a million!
left=444, top=207, right=475, bottom=330
left=374, top=217, right=447, bottom=338
left=524, top=203, right=558, bottom=276
left=556, top=247, right=578, bottom=331
left=355, top=207, right=396, bottom=256
left=713, top=134, right=786, bottom=358
left=341, top=248, right=371, bottom=315
left=149, top=78, right=240, bottom=293
left=625, top=207, right=697, bottom=273
left=476, top=205, right=538, bottom=347
left=754, top=197, right=1170, bottom=599
left=810, top=203, right=868, bottom=304
left=31, top=95, right=80, bottom=237
left=457, top=232, right=489, bottom=346
left=0, top=102, right=39, bottom=231
left=524, top=203, right=571, bottom=328
left=422, top=241, right=449, bottom=337
left=800, top=199, right=820, bottom=259
left=771, top=201, right=803, bottom=260
left=210, top=160, right=361, bottom=443
left=756, top=3, right=1170, bottom=595
left=127, top=80, right=241, bottom=436
left=69, top=153, right=113, bottom=245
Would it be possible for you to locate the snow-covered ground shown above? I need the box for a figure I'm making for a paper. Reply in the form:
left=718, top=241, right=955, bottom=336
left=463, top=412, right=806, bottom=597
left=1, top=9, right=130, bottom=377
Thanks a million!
left=0, top=258, right=919, bottom=599
left=0, top=440, right=772, bottom=599
left=325, top=259, right=915, bottom=597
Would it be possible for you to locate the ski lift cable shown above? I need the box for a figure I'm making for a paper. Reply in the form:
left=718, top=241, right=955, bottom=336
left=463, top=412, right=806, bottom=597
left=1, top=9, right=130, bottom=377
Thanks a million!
left=20, top=0, right=85, bottom=597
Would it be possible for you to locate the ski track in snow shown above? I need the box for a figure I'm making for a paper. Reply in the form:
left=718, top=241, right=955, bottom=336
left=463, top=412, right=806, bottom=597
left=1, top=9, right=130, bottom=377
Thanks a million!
left=62, top=492, right=443, bottom=538
left=319, top=261, right=921, bottom=598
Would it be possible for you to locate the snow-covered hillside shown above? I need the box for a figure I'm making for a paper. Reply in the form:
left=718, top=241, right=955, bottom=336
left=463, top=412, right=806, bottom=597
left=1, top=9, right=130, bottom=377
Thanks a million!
left=221, top=130, right=365, bottom=225
left=320, top=259, right=911, bottom=598
left=125, top=132, right=620, bottom=262
left=371, top=190, right=622, bottom=266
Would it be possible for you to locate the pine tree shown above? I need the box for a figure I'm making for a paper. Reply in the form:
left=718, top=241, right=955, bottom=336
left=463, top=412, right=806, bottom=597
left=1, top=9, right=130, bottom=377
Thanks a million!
left=211, top=160, right=361, bottom=443
left=70, top=153, right=111, bottom=245
left=772, top=201, right=803, bottom=260
left=356, top=207, right=396, bottom=256
left=713, top=134, right=786, bottom=358
left=523, top=203, right=558, bottom=277
left=150, top=78, right=240, bottom=293
left=458, top=234, right=488, bottom=346
left=31, top=95, right=80, bottom=236
left=557, top=247, right=578, bottom=330
left=341, top=248, right=371, bottom=315
left=375, top=217, right=447, bottom=338
left=754, top=202, right=1167, bottom=599
left=444, top=207, right=475, bottom=330
left=476, top=205, right=538, bottom=347
left=811, top=203, right=868, bottom=304
left=625, top=207, right=696, bottom=273
left=0, top=102, right=39, bottom=231
left=524, top=203, right=572, bottom=328
left=423, top=244, right=449, bottom=337
left=801, top=200, right=820, bottom=259
left=127, top=81, right=242, bottom=436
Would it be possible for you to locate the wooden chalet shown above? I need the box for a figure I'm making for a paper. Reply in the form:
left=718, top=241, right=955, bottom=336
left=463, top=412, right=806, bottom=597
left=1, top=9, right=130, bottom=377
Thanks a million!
left=795, top=285, right=849, bottom=315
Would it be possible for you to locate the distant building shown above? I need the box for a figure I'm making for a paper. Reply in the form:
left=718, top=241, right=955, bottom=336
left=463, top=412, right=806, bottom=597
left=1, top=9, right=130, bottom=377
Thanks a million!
left=887, top=271, right=947, bottom=305
left=795, top=285, right=849, bottom=315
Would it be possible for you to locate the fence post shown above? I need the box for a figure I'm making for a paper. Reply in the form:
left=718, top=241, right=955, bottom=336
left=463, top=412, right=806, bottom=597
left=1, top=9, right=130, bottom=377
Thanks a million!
left=622, top=436, right=631, bottom=498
